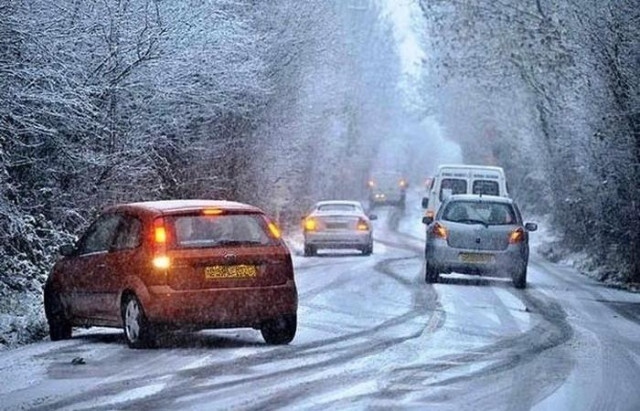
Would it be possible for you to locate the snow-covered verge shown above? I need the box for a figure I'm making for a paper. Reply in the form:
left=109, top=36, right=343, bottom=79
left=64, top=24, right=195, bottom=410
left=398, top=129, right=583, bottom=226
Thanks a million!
left=531, top=214, right=640, bottom=293
left=0, top=270, right=49, bottom=350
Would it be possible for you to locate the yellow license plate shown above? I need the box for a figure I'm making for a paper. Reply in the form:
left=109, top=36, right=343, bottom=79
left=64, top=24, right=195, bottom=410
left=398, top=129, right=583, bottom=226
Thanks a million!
left=205, top=265, right=257, bottom=279
left=459, top=253, right=493, bottom=263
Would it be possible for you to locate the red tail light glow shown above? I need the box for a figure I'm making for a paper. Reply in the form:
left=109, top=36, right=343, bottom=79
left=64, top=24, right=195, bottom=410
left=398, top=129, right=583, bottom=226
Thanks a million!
left=152, top=217, right=170, bottom=269
left=432, top=222, right=448, bottom=239
left=154, top=226, right=167, bottom=244
left=509, top=227, right=525, bottom=244
left=357, top=219, right=369, bottom=231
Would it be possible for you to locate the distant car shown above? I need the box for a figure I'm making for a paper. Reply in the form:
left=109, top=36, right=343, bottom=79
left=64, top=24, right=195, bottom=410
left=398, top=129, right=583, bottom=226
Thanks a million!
left=422, top=194, right=537, bottom=288
left=302, top=200, right=377, bottom=256
left=44, top=200, right=298, bottom=348
left=367, top=172, right=408, bottom=208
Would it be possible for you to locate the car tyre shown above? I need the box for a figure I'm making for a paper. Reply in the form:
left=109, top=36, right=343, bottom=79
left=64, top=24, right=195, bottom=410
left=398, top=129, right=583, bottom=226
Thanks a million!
left=425, top=262, right=439, bottom=284
left=303, top=244, right=316, bottom=257
left=44, top=289, right=72, bottom=341
left=122, top=294, right=156, bottom=349
left=362, top=243, right=373, bottom=256
left=261, top=314, right=297, bottom=345
left=513, top=265, right=527, bottom=289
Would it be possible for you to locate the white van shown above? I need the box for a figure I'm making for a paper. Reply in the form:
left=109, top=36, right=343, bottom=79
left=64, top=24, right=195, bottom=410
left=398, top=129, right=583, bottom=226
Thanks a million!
left=422, top=164, right=509, bottom=218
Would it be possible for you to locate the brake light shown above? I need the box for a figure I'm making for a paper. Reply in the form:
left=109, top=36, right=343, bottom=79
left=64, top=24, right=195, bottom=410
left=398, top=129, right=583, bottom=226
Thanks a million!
left=268, top=222, right=282, bottom=239
left=357, top=219, right=369, bottom=231
left=203, top=208, right=224, bottom=215
left=432, top=222, right=448, bottom=239
left=154, top=225, right=167, bottom=243
left=425, top=210, right=435, bottom=219
left=152, top=217, right=170, bottom=269
left=509, top=227, right=525, bottom=244
left=304, top=218, right=317, bottom=231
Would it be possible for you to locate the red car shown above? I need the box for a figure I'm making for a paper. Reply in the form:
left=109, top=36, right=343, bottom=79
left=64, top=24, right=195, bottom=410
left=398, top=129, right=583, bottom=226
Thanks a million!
left=44, top=200, right=298, bottom=348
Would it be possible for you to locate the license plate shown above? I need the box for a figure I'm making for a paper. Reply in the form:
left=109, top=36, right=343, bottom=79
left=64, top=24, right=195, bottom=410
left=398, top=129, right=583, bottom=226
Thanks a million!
left=205, top=265, right=257, bottom=279
left=459, top=253, right=493, bottom=263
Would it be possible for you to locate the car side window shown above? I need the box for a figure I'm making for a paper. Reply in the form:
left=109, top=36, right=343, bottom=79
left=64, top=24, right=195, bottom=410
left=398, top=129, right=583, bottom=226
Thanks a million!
left=76, top=214, right=123, bottom=255
left=112, top=215, right=142, bottom=251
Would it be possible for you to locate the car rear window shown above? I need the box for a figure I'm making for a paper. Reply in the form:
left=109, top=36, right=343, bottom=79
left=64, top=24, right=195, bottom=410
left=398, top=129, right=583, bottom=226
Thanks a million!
left=317, top=204, right=357, bottom=212
left=442, top=201, right=517, bottom=225
left=169, top=213, right=274, bottom=248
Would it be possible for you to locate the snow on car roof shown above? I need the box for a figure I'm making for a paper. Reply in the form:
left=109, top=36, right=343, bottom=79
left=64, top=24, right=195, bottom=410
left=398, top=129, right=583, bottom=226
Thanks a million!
left=446, top=194, right=513, bottom=203
left=108, top=199, right=262, bottom=213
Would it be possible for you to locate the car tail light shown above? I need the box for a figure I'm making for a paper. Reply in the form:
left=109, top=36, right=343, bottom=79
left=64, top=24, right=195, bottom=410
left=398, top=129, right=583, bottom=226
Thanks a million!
left=509, top=227, right=525, bottom=244
left=432, top=222, right=448, bottom=239
left=425, top=210, right=435, bottom=219
left=357, top=219, right=369, bottom=231
left=303, top=217, right=317, bottom=231
left=152, top=217, right=171, bottom=269
left=268, top=221, right=282, bottom=239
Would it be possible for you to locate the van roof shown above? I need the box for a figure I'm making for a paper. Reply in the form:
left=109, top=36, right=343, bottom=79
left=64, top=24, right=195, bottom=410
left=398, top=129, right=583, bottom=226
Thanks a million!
left=437, top=164, right=505, bottom=173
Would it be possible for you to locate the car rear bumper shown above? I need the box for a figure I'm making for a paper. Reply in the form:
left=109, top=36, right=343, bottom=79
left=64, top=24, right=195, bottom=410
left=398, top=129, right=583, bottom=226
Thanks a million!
left=426, top=240, right=526, bottom=276
left=305, top=231, right=372, bottom=249
left=143, top=280, right=298, bottom=328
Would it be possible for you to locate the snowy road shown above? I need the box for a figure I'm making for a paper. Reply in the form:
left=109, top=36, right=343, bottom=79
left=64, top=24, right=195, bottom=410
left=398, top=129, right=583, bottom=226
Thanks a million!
left=1, top=199, right=639, bottom=410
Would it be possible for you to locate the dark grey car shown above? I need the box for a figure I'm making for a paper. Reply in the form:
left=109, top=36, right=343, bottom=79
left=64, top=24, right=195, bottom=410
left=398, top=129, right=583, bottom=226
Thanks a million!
left=422, top=194, right=537, bottom=288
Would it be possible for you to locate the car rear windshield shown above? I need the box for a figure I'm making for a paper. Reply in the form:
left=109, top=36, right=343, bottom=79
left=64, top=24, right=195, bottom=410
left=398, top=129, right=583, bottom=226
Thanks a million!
left=169, top=213, right=274, bottom=248
left=317, top=204, right=357, bottom=212
left=442, top=201, right=517, bottom=225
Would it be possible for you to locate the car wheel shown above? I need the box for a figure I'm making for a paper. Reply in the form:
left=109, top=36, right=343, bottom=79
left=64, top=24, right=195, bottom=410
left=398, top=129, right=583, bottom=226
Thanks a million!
left=425, top=262, right=439, bottom=284
left=513, top=265, right=527, bottom=289
left=303, top=244, right=316, bottom=257
left=261, top=314, right=297, bottom=345
left=122, top=294, right=155, bottom=349
left=44, top=289, right=72, bottom=341
left=362, top=243, right=373, bottom=256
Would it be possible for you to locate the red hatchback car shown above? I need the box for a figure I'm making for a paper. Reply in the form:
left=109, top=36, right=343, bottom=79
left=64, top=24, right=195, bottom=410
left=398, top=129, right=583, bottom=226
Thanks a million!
left=44, top=200, right=298, bottom=348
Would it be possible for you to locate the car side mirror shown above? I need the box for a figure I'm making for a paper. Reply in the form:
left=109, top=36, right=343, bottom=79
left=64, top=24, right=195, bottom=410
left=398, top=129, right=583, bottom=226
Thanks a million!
left=421, top=197, right=429, bottom=209
left=422, top=216, right=433, bottom=225
left=59, top=244, right=76, bottom=257
left=525, top=222, right=538, bottom=232
left=368, top=214, right=378, bottom=221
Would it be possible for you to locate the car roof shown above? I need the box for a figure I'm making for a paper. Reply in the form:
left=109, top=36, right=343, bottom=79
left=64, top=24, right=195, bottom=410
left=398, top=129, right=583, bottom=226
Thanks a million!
left=315, top=200, right=363, bottom=208
left=445, top=194, right=514, bottom=204
left=105, top=200, right=263, bottom=215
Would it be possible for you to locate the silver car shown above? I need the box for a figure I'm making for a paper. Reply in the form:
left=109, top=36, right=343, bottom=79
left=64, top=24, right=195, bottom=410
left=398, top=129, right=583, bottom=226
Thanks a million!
left=422, top=194, right=537, bottom=288
left=302, top=201, right=377, bottom=256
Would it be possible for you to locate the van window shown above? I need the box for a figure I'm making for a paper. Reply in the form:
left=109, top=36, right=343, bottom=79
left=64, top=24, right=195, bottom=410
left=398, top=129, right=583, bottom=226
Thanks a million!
left=472, top=180, right=499, bottom=196
left=439, top=178, right=467, bottom=201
